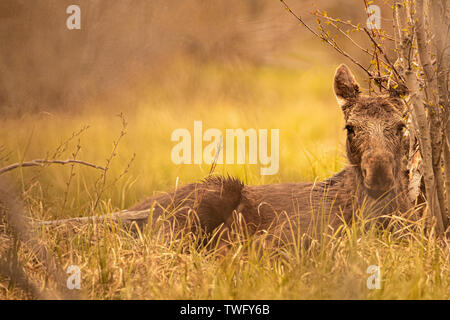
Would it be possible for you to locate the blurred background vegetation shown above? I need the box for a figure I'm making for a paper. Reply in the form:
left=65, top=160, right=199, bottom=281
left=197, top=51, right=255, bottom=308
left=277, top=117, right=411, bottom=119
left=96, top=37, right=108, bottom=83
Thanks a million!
left=0, top=0, right=394, bottom=216
left=0, top=0, right=388, bottom=115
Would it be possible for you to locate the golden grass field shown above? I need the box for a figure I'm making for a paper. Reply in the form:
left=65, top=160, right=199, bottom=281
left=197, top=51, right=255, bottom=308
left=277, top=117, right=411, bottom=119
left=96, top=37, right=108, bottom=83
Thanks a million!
left=0, top=60, right=448, bottom=299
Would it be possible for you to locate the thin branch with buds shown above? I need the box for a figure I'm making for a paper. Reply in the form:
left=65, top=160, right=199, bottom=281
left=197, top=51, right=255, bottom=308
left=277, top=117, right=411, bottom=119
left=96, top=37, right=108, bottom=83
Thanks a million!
left=280, top=0, right=374, bottom=80
left=0, top=159, right=106, bottom=176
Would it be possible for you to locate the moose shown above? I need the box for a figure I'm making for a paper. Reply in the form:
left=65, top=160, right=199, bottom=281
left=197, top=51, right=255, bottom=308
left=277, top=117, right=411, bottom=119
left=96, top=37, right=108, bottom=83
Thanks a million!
left=42, top=64, right=415, bottom=245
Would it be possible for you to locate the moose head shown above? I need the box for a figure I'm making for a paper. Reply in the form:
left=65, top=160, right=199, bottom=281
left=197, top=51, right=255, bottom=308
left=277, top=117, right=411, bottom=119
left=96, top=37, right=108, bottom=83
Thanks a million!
left=333, top=65, right=409, bottom=202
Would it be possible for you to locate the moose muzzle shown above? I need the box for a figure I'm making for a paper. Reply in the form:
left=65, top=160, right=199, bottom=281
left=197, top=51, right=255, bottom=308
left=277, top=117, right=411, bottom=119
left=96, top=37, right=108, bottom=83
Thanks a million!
left=361, top=150, right=395, bottom=196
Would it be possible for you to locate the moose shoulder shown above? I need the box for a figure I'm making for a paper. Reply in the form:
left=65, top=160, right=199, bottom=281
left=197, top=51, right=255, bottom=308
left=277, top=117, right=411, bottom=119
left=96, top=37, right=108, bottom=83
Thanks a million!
left=126, top=64, right=413, bottom=242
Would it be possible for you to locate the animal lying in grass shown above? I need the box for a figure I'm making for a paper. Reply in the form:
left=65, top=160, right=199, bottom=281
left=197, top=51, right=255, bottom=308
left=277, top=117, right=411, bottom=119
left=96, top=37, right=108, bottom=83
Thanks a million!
left=42, top=64, right=415, bottom=246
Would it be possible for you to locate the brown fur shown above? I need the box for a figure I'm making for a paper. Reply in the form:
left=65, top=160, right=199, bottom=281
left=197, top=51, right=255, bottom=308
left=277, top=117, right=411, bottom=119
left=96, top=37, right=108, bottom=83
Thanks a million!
left=129, top=65, right=412, bottom=243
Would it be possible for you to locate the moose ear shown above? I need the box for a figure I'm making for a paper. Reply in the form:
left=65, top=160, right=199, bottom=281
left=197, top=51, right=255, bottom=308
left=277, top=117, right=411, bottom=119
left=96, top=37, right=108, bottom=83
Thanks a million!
left=333, top=64, right=360, bottom=109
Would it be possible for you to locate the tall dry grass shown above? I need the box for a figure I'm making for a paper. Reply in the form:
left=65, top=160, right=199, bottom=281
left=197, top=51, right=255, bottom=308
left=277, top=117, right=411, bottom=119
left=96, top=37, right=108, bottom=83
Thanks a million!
left=0, top=59, right=448, bottom=299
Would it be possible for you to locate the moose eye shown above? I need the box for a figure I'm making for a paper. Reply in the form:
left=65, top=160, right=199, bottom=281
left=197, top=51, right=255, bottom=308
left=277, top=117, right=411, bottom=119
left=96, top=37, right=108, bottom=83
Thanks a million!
left=396, top=123, right=406, bottom=136
left=345, top=125, right=355, bottom=135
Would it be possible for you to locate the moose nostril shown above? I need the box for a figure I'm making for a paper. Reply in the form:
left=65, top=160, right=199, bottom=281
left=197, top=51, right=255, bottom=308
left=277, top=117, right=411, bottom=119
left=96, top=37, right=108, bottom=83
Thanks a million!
left=362, top=168, right=367, bottom=178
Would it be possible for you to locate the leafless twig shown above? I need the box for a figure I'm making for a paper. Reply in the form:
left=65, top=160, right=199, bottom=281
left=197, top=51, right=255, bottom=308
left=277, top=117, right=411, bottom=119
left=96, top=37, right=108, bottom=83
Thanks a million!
left=280, top=0, right=374, bottom=79
left=0, top=159, right=106, bottom=176
left=91, top=113, right=128, bottom=213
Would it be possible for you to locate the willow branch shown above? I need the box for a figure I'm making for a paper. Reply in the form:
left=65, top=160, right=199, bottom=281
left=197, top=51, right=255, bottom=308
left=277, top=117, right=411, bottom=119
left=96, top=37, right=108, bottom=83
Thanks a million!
left=33, top=209, right=150, bottom=227
left=280, top=0, right=374, bottom=79
left=0, top=159, right=106, bottom=176
left=363, top=27, right=404, bottom=83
